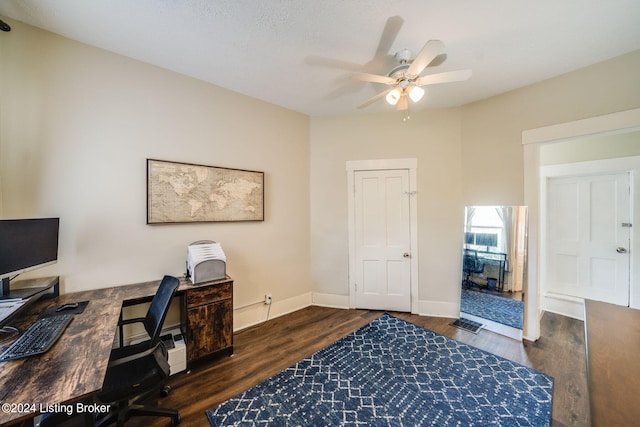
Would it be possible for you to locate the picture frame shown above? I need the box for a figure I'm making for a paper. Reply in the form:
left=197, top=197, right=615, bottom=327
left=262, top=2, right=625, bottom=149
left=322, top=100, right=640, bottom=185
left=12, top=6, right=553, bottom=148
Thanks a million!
left=147, top=159, right=264, bottom=224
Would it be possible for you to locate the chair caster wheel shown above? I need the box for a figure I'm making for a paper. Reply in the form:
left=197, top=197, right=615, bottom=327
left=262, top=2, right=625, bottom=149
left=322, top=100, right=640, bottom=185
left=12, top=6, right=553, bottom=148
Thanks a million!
left=172, top=412, right=181, bottom=425
left=161, top=385, right=172, bottom=397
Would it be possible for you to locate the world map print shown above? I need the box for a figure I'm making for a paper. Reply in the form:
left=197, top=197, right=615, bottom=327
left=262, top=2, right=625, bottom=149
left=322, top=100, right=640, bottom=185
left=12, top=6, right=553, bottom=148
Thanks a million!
left=147, top=159, right=264, bottom=223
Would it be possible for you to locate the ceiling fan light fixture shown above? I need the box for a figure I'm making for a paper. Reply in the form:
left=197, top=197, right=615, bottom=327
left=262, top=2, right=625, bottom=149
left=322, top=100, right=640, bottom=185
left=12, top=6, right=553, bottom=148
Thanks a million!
left=385, top=88, right=401, bottom=105
left=354, top=39, right=470, bottom=115
left=409, top=85, right=424, bottom=103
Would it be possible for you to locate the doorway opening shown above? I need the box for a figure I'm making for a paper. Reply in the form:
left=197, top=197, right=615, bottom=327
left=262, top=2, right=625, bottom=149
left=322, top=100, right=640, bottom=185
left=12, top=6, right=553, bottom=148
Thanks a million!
left=523, top=107, right=640, bottom=340
left=540, top=159, right=636, bottom=319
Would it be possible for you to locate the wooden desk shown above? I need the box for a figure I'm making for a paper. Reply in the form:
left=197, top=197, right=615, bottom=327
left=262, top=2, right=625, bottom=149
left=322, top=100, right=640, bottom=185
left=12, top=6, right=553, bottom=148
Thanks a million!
left=476, top=250, right=507, bottom=290
left=584, top=299, right=640, bottom=426
left=0, top=275, right=233, bottom=426
left=120, top=276, right=234, bottom=364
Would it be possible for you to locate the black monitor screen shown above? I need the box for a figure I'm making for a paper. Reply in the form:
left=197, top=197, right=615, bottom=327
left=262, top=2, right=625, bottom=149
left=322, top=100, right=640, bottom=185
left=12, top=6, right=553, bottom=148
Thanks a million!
left=475, top=232, right=498, bottom=248
left=464, top=232, right=475, bottom=244
left=0, top=218, right=59, bottom=279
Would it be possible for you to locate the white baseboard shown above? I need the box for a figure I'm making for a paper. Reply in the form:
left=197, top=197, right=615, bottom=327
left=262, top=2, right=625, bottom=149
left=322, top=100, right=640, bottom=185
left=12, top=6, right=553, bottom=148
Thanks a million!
left=234, top=292, right=313, bottom=331
left=542, top=292, right=585, bottom=320
left=417, top=299, right=460, bottom=318
left=311, top=293, right=350, bottom=309
left=124, top=293, right=315, bottom=343
left=120, top=321, right=183, bottom=346
left=309, top=295, right=463, bottom=318
left=308, top=293, right=461, bottom=318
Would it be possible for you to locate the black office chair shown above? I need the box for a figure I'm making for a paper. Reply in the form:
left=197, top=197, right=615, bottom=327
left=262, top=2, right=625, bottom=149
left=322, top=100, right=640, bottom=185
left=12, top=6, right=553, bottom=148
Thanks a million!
left=94, top=274, right=181, bottom=426
left=462, top=249, right=484, bottom=289
left=37, top=275, right=181, bottom=427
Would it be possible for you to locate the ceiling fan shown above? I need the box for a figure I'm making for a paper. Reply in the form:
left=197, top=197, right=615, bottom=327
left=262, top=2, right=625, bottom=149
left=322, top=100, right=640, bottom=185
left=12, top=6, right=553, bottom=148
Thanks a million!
left=354, top=40, right=471, bottom=112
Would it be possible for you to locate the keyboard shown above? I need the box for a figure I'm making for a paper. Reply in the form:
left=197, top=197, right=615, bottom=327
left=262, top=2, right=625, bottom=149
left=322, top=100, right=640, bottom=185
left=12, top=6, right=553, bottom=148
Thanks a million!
left=0, top=314, right=73, bottom=361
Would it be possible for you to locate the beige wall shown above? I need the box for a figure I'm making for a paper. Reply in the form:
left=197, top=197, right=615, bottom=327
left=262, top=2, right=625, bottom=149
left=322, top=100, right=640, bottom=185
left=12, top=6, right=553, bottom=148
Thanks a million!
left=460, top=51, right=640, bottom=336
left=0, top=21, right=311, bottom=326
left=540, top=129, right=640, bottom=165
left=3, top=18, right=640, bottom=324
left=461, top=50, right=640, bottom=205
left=310, top=50, right=640, bottom=318
left=310, top=108, right=464, bottom=314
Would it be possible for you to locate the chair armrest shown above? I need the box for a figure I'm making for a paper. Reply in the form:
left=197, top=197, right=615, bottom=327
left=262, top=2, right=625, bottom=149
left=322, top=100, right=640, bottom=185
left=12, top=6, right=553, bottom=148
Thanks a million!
left=118, top=317, right=145, bottom=326
left=108, top=342, right=161, bottom=369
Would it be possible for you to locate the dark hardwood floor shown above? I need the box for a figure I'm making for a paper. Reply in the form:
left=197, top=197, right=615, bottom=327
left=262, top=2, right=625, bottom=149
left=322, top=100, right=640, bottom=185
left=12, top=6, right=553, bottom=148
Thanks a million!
left=129, top=306, right=588, bottom=427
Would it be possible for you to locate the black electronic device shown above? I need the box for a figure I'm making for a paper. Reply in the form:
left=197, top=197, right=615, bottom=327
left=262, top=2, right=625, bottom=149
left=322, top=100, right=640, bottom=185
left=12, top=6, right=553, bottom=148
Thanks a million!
left=56, top=302, right=79, bottom=312
left=0, top=218, right=59, bottom=299
left=464, top=232, right=475, bottom=245
left=475, top=232, right=498, bottom=248
left=0, top=313, right=73, bottom=361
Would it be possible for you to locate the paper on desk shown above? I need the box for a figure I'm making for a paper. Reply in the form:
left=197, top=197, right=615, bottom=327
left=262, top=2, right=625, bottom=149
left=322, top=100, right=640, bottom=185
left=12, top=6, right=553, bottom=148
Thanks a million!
left=0, top=300, right=27, bottom=320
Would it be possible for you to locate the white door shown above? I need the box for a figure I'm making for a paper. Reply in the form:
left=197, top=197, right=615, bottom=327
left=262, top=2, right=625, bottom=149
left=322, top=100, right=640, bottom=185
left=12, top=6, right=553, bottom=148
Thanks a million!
left=353, top=169, right=412, bottom=311
left=546, top=172, right=631, bottom=306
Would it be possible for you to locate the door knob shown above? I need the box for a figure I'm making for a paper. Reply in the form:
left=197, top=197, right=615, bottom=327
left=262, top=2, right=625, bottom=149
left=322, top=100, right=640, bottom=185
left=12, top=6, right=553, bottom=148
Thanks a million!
left=403, top=252, right=411, bottom=258
left=616, top=247, right=628, bottom=253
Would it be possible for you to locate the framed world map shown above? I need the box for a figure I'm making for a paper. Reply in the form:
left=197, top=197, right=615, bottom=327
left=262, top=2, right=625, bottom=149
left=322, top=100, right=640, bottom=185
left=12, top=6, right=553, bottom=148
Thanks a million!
left=147, top=159, right=264, bottom=224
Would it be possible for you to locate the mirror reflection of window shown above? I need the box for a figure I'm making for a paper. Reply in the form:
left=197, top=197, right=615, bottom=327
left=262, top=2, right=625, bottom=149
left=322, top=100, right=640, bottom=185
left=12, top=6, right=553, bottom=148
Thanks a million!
left=461, top=206, right=528, bottom=339
left=463, top=206, right=528, bottom=294
left=465, top=207, right=503, bottom=253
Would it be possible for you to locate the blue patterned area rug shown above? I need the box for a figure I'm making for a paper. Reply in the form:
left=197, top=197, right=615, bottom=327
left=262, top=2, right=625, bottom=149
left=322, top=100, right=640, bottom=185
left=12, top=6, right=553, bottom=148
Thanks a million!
left=206, top=313, right=553, bottom=426
left=461, top=288, right=524, bottom=329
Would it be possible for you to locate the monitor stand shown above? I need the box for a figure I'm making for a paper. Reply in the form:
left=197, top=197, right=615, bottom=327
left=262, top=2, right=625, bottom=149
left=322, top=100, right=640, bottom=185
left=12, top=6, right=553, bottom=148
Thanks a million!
left=0, top=277, right=10, bottom=298
left=0, top=277, right=49, bottom=300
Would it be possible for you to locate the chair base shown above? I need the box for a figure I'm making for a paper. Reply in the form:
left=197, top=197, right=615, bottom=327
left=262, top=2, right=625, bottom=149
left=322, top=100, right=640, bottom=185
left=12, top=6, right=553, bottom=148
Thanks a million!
left=462, top=278, right=481, bottom=289
left=96, top=403, right=180, bottom=427
left=38, top=397, right=180, bottom=427
left=95, top=384, right=180, bottom=427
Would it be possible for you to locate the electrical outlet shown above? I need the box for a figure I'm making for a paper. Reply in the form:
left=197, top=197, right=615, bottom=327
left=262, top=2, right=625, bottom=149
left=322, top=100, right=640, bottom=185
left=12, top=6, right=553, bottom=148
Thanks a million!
left=264, top=294, right=272, bottom=305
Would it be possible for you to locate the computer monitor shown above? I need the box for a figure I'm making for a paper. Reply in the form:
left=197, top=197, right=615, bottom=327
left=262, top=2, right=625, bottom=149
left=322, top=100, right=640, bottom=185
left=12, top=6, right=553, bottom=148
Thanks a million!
left=464, top=232, right=475, bottom=245
left=475, top=232, right=498, bottom=248
left=0, top=218, right=59, bottom=298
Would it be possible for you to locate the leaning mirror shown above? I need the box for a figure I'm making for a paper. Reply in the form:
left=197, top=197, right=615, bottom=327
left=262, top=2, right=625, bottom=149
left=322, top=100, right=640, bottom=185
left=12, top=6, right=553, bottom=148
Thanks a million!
left=460, top=206, right=527, bottom=340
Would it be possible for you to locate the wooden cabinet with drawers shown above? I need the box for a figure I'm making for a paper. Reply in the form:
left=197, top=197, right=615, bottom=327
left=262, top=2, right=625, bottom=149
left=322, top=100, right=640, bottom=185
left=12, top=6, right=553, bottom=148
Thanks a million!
left=182, top=277, right=233, bottom=363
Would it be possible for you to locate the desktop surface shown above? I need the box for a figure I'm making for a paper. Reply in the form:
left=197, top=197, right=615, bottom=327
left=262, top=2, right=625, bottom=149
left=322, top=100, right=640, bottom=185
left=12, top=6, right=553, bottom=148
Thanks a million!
left=0, top=313, right=75, bottom=362
left=0, top=275, right=233, bottom=426
left=0, top=281, right=122, bottom=426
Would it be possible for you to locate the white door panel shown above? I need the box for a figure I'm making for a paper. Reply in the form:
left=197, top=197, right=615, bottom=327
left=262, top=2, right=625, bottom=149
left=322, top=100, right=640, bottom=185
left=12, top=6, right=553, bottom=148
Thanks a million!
left=354, top=169, right=411, bottom=311
left=546, top=172, right=630, bottom=306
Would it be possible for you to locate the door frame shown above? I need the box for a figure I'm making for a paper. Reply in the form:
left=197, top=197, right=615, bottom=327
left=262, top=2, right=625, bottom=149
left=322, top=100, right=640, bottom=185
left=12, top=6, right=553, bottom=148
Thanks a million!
left=522, top=107, right=640, bottom=341
left=540, top=159, right=636, bottom=317
left=346, top=158, right=419, bottom=313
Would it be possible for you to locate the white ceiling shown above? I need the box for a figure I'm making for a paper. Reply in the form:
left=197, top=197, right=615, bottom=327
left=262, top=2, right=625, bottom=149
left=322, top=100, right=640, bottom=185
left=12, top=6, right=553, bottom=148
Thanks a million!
left=1, top=0, right=640, bottom=116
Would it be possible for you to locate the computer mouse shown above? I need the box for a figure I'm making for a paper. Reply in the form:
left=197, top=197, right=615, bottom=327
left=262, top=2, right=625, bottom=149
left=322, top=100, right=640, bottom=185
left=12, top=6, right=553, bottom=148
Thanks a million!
left=56, top=302, right=79, bottom=312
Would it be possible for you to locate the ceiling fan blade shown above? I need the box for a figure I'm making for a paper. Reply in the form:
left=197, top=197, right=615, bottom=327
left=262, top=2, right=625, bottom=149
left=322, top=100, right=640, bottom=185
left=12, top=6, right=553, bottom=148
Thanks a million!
left=429, top=53, right=447, bottom=68
left=376, top=16, right=404, bottom=56
left=353, top=72, right=396, bottom=85
left=357, top=88, right=393, bottom=109
left=416, top=69, right=472, bottom=86
left=406, top=40, right=446, bottom=77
